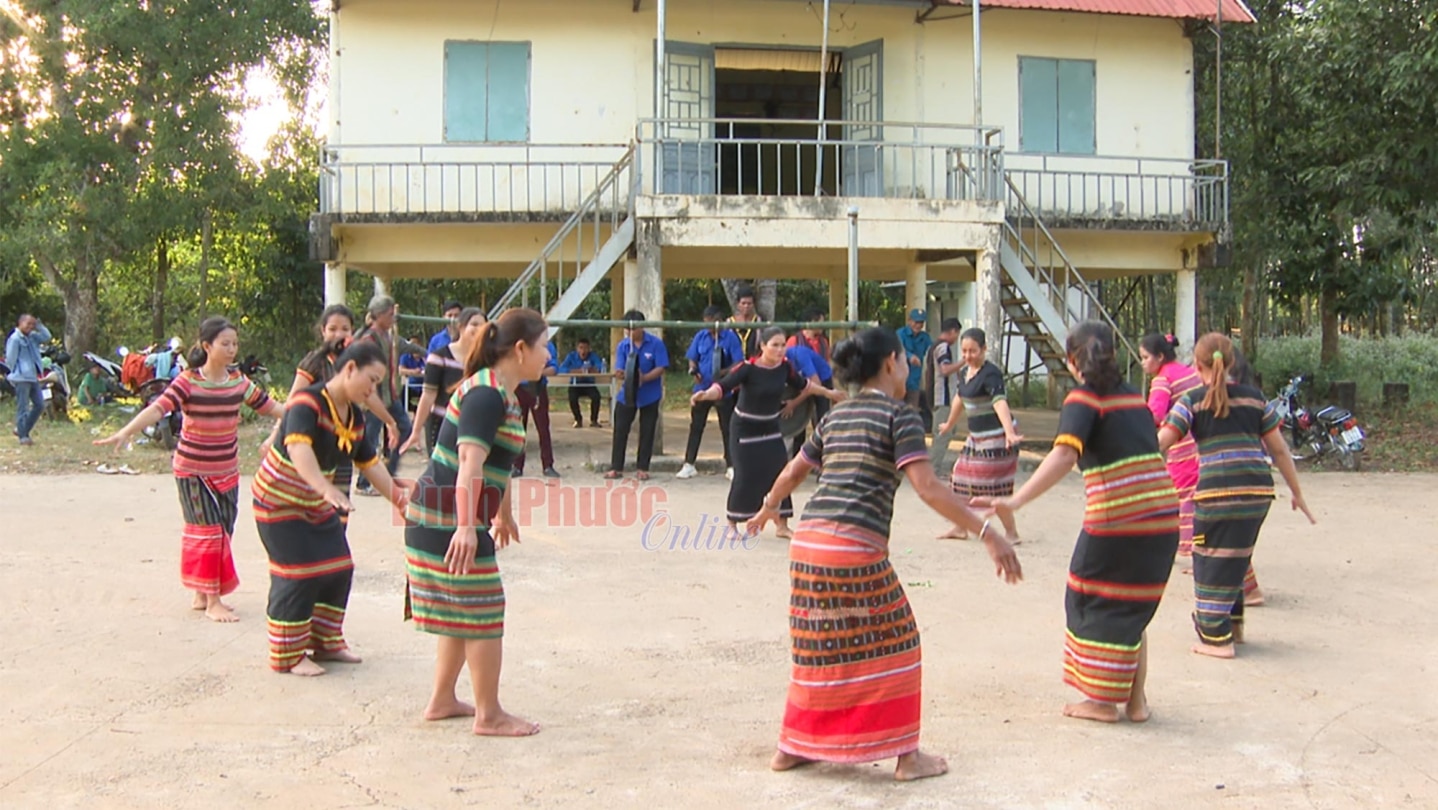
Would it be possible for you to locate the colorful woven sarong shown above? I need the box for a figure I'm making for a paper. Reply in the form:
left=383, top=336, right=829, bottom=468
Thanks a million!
left=176, top=472, right=241, bottom=596
left=403, top=526, right=505, bottom=639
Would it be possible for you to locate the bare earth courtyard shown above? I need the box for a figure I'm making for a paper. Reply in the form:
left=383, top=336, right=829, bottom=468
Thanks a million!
left=2, top=469, right=1436, bottom=809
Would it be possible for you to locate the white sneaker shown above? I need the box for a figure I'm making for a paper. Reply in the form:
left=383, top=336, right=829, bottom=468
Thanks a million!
left=676, top=463, right=697, bottom=479
left=725, top=467, right=734, bottom=481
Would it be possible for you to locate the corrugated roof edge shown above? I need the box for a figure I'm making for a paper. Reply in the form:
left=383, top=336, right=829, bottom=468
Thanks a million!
left=940, top=0, right=1257, bottom=24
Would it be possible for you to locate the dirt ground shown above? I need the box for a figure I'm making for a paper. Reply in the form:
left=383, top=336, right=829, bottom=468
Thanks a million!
left=2, top=460, right=1437, bottom=809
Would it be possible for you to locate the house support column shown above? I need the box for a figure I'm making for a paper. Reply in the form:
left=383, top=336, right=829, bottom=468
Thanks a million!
left=975, top=232, right=1004, bottom=360
left=373, top=275, right=391, bottom=300
left=324, top=262, right=347, bottom=307
left=906, top=262, right=928, bottom=327
left=1175, top=269, right=1198, bottom=361
left=625, top=221, right=665, bottom=454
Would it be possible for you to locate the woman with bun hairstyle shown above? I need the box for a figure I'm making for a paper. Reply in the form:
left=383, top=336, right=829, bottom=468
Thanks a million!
left=403, top=308, right=550, bottom=736
left=936, top=327, right=1022, bottom=541
left=1159, top=332, right=1315, bottom=659
left=251, top=340, right=412, bottom=676
left=96, top=317, right=285, bottom=622
left=751, top=327, right=1022, bottom=781
left=977, top=322, right=1179, bottom=723
left=1139, top=333, right=1203, bottom=558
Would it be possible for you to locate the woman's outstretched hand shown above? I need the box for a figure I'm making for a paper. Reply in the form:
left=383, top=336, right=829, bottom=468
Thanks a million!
left=1291, top=492, right=1317, bottom=524
left=983, top=530, right=1023, bottom=584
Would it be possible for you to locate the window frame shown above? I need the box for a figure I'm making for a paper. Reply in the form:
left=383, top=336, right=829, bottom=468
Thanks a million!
left=442, top=40, right=532, bottom=144
left=1017, top=55, right=1097, bottom=156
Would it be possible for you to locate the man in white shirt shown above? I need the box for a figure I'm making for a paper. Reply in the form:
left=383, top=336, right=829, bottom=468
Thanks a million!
left=927, top=318, right=964, bottom=478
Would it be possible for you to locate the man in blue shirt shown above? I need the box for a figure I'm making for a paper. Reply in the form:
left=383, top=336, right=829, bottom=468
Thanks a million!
left=678, top=305, right=743, bottom=480
left=558, top=337, right=607, bottom=428
left=784, top=341, right=837, bottom=458
left=427, top=300, right=463, bottom=354
left=5, top=313, right=51, bottom=446
left=898, top=309, right=934, bottom=418
left=607, top=310, right=669, bottom=480
left=514, top=339, right=560, bottom=478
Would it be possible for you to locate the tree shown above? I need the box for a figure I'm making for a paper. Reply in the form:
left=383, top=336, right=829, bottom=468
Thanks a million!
left=0, top=1, right=323, bottom=355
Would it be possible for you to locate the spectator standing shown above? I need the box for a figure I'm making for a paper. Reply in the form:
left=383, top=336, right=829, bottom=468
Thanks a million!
left=678, top=306, right=743, bottom=479
left=5, top=314, right=51, bottom=446
left=514, top=339, right=560, bottom=478
left=607, top=310, right=669, bottom=480
left=898, top=310, right=934, bottom=420
left=354, top=295, right=424, bottom=494
left=427, top=300, right=463, bottom=354
left=925, top=318, right=964, bottom=477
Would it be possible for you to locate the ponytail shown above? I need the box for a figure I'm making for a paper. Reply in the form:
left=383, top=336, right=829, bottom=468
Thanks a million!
left=1194, top=332, right=1233, bottom=419
left=463, top=308, right=549, bottom=379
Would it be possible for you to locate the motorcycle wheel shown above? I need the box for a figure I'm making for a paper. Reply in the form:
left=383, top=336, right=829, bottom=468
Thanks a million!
left=1336, top=445, right=1360, bottom=472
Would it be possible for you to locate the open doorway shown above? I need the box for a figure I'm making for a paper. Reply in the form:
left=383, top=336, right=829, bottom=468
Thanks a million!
left=714, top=50, right=841, bottom=196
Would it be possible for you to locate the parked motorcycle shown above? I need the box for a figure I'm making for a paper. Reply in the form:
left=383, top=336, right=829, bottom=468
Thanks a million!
left=1268, top=374, right=1365, bottom=471
left=38, top=344, right=73, bottom=420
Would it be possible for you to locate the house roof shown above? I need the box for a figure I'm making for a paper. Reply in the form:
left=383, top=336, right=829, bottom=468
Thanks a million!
left=943, top=0, right=1256, bottom=24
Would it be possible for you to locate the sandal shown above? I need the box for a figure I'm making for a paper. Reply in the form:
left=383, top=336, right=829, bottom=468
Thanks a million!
left=604, top=470, right=623, bottom=480
left=635, top=471, right=651, bottom=481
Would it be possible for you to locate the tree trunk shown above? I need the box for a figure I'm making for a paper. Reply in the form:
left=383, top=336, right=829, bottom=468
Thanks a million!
left=35, top=254, right=101, bottom=356
left=755, top=278, right=777, bottom=321
left=1240, top=264, right=1259, bottom=360
left=198, top=212, right=212, bottom=319
left=152, top=235, right=169, bottom=343
left=1319, top=285, right=1340, bottom=367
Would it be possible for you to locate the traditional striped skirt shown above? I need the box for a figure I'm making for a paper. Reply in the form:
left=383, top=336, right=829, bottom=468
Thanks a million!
left=403, top=525, right=505, bottom=639
left=950, top=432, right=1018, bottom=500
left=1063, top=523, right=1178, bottom=704
left=1165, top=438, right=1200, bottom=554
left=727, top=410, right=793, bottom=522
left=778, top=519, right=922, bottom=764
left=1191, top=498, right=1271, bottom=646
left=175, top=473, right=241, bottom=596
left=254, top=501, right=355, bottom=671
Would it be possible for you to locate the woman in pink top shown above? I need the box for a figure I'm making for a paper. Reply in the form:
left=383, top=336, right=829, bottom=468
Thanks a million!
left=98, top=317, right=284, bottom=622
left=1140, top=334, right=1202, bottom=557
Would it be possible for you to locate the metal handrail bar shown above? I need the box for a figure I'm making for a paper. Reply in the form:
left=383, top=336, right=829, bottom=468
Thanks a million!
left=639, top=116, right=1003, bottom=141
left=487, top=142, right=638, bottom=319
left=322, top=142, right=631, bottom=160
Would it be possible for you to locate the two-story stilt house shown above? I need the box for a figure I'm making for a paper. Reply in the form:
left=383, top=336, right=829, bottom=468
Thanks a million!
left=312, top=0, right=1249, bottom=379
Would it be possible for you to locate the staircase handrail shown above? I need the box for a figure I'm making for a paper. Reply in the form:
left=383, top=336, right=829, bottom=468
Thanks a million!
left=1002, top=173, right=1140, bottom=369
left=488, top=141, right=637, bottom=319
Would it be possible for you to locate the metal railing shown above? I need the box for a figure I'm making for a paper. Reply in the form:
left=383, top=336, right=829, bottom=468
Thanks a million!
left=635, top=118, right=1005, bottom=202
left=319, top=143, right=632, bottom=216
left=1004, top=154, right=1228, bottom=227
left=487, top=143, right=638, bottom=318
left=1003, top=174, right=1141, bottom=377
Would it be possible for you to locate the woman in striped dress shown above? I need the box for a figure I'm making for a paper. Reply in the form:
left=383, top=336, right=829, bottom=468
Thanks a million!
left=1140, top=333, right=1202, bottom=558
left=401, top=307, right=486, bottom=454
left=979, top=322, right=1179, bottom=723
left=97, top=317, right=284, bottom=622
left=692, top=327, right=838, bottom=540
left=752, top=327, right=1021, bottom=782
left=404, top=308, right=550, bottom=736
left=936, top=328, right=1022, bottom=541
left=251, top=341, right=411, bottom=676
left=1160, top=333, right=1315, bottom=659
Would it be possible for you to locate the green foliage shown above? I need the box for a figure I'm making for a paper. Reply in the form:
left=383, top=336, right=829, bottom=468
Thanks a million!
left=1252, top=334, right=1438, bottom=407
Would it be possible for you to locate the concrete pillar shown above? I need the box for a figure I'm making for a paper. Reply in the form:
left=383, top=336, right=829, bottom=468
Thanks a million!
left=608, top=267, right=626, bottom=427
left=373, top=275, right=391, bottom=300
left=905, top=263, right=928, bottom=332
left=324, top=262, right=347, bottom=307
left=1175, top=269, right=1198, bottom=362
left=975, top=243, right=1003, bottom=363
left=627, top=222, right=665, bottom=454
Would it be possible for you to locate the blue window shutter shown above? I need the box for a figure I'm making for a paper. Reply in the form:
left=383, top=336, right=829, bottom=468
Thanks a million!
left=486, top=42, right=530, bottom=142
left=1057, top=60, right=1096, bottom=155
left=444, top=42, right=490, bottom=142
left=1019, top=57, right=1058, bottom=153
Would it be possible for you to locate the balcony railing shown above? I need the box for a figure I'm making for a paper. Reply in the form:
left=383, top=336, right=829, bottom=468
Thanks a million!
left=319, top=143, right=631, bottom=217
left=635, top=118, right=1005, bottom=203
left=1004, top=154, right=1228, bottom=228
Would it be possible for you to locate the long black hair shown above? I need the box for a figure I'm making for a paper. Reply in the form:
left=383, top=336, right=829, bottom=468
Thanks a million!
left=464, top=308, right=550, bottom=378
left=333, top=339, right=387, bottom=374
left=188, top=316, right=237, bottom=368
left=1066, top=321, right=1122, bottom=395
left=316, top=304, right=356, bottom=355
left=832, top=327, right=902, bottom=387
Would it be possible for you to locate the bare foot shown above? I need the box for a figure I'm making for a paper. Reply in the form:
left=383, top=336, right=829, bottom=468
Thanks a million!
left=289, top=656, right=327, bottom=677
left=1245, top=590, right=1266, bottom=607
left=313, top=648, right=362, bottom=664
left=770, top=750, right=814, bottom=771
left=1009, top=535, right=1023, bottom=547
left=937, top=526, right=969, bottom=540
left=473, top=710, right=540, bottom=737
left=1125, top=694, right=1151, bottom=723
left=423, top=697, right=477, bottom=721
left=894, top=750, right=949, bottom=782
left=191, top=593, right=207, bottom=610
left=204, top=602, right=239, bottom=623
left=1062, top=700, right=1121, bottom=723
left=1191, top=642, right=1236, bottom=659
left=775, top=525, right=794, bottom=540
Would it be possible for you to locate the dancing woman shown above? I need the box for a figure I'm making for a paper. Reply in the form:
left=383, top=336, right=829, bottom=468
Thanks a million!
left=691, top=327, right=839, bottom=539
left=251, top=341, right=411, bottom=676
left=751, top=327, right=1021, bottom=782
left=936, top=328, right=1022, bottom=541
left=404, top=308, right=551, bottom=736
left=1159, top=333, right=1314, bottom=658
left=977, top=322, right=1178, bottom=723
left=402, top=306, right=486, bottom=454
left=97, top=317, right=283, bottom=622
left=1139, top=333, right=1202, bottom=558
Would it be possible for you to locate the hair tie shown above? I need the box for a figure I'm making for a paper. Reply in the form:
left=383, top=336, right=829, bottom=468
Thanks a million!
left=1165, top=333, right=1175, bottom=343
left=1212, top=350, right=1223, bottom=362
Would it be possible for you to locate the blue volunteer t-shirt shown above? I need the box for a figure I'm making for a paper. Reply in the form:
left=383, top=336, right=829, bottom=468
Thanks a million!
left=686, top=328, right=744, bottom=393
left=615, top=332, right=669, bottom=408
left=785, top=344, right=832, bottom=383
